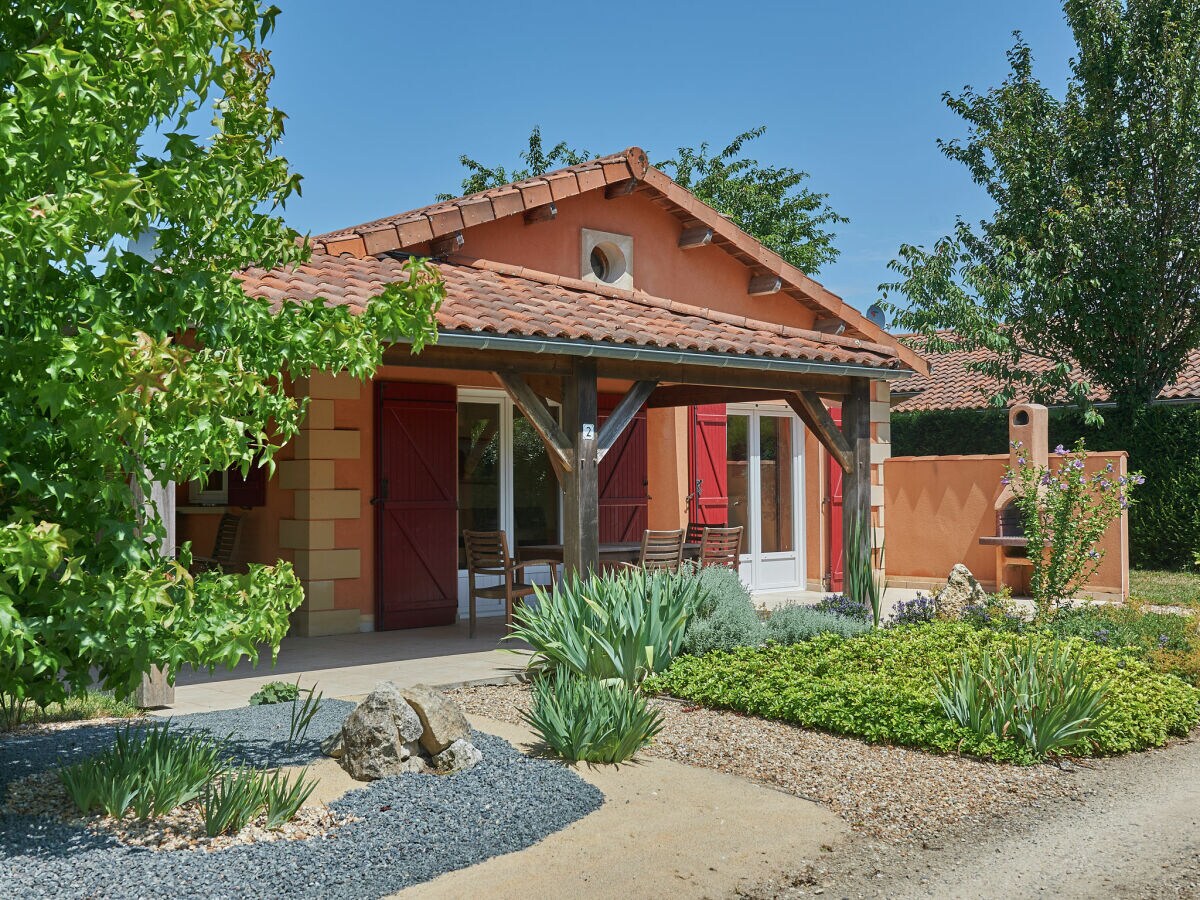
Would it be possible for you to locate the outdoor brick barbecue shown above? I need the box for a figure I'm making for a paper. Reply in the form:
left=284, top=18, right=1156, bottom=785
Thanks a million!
left=979, top=402, right=1049, bottom=593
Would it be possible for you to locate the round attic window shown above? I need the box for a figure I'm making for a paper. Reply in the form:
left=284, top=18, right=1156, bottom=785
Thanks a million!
left=589, top=246, right=610, bottom=281
left=588, top=241, right=627, bottom=285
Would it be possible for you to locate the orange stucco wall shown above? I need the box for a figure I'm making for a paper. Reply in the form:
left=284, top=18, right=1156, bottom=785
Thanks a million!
left=885, top=452, right=1130, bottom=599
left=411, top=190, right=820, bottom=332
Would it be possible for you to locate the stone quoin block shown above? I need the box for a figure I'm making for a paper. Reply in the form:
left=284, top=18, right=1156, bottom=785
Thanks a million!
left=292, top=430, right=361, bottom=460
left=294, top=489, right=362, bottom=520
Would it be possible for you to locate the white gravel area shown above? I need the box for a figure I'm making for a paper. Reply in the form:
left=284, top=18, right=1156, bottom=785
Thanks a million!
left=449, top=683, right=1079, bottom=842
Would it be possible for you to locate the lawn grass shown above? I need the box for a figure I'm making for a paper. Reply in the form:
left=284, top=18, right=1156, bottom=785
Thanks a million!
left=1130, top=569, right=1200, bottom=608
left=1, top=691, right=143, bottom=731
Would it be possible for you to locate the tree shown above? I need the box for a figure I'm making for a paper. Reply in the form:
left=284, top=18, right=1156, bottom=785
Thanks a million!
left=440, top=126, right=592, bottom=198
left=0, top=2, right=443, bottom=709
left=445, top=126, right=846, bottom=275
left=884, top=1, right=1200, bottom=418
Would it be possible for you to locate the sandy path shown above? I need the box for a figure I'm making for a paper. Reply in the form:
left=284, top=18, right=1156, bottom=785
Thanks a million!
left=391, top=715, right=848, bottom=900
left=900, top=737, right=1200, bottom=899
left=768, top=734, right=1200, bottom=899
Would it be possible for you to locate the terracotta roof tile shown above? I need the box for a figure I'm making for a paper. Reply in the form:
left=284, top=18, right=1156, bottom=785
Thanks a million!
left=301, top=144, right=927, bottom=376
left=890, top=336, right=1200, bottom=411
left=238, top=252, right=906, bottom=372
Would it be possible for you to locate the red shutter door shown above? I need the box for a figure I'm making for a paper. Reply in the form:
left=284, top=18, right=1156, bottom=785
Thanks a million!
left=597, top=393, right=648, bottom=542
left=688, top=404, right=728, bottom=526
left=827, top=405, right=844, bottom=592
left=375, top=382, right=458, bottom=630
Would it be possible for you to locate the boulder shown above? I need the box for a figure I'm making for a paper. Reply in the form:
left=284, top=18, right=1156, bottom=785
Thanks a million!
left=400, top=683, right=471, bottom=755
left=338, top=681, right=426, bottom=781
left=320, top=731, right=344, bottom=759
left=935, top=564, right=989, bottom=620
left=431, top=738, right=483, bottom=775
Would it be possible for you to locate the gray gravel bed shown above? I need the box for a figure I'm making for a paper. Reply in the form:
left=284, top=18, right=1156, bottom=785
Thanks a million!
left=0, top=703, right=604, bottom=899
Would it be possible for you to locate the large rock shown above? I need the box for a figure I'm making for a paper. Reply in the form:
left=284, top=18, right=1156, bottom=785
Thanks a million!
left=431, top=738, right=483, bottom=775
left=935, top=564, right=989, bottom=620
left=400, top=683, right=470, bottom=755
left=338, top=681, right=425, bottom=781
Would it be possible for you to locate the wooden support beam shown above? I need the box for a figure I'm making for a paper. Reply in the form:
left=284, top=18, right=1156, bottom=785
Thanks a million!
left=430, top=231, right=464, bottom=257
left=596, top=380, right=657, bottom=462
left=523, top=203, right=557, bottom=224
left=380, top=344, right=859, bottom=395
left=748, top=274, right=783, bottom=296
left=647, top=385, right=793, bottom=408
left=786, top=392, right=853, bottom=472
left=561, top=359, right=600, bottom=577
left=813, top=317, right=846, bottom=335
left=605, top=178, right=638, bottom=199
left=522, top=374, right=563, bottom=404
left=840, top=377, right=874, bottom=575
left=495, top=372, right=573, bottom=474
left=678, top=226, right=713, bottom=249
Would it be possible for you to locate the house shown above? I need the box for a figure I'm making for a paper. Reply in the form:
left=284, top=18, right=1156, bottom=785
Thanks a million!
left=177, top=147, right=927, bottom=636
left=890, top=336, right=1200, bottom=413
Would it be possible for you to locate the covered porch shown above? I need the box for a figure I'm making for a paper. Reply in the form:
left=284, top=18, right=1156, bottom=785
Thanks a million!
left=204, top=251, right=911, bottom=637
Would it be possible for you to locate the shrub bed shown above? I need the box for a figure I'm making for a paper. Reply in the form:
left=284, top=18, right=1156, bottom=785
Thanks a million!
left=962, top=600, right=1200, bottom=687
left=649, top=622, right=1200, bottom=764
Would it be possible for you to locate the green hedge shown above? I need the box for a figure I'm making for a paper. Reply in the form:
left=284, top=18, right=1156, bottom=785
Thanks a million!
left=892, top=405, right=1200, bottom=569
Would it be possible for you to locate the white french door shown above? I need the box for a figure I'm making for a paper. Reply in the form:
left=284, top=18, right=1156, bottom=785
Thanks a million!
left=726, top=403, right=805, bottom=591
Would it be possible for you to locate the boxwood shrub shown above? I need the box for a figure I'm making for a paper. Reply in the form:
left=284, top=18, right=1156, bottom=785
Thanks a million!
left=649, top=622, right=1200, bottom=764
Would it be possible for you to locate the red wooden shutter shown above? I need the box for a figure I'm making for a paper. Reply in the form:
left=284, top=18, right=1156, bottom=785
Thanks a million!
left=688, top=404, right=728, bottom=526
left=227, top=461, right=267, bottom=508
left=375, top=381, right=458, bottom=630
left=827, top=405, right=844, bottom=591
left=597, top=393, right=648, bottom=542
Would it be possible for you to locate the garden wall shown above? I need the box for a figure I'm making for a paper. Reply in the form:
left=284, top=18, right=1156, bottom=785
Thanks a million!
left=891, top=405, right=1200, bottom=569
left=884, top=451, right=1129, bottom=601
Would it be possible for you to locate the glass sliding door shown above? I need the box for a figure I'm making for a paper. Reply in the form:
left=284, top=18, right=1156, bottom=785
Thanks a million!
left=456, top=390, right=561, bottom=617
left=726, top=404, right=803, bottom=591
left=758, top=414, right=795, bottom=554
left=456, top=401, right=502, bottom=568
left=511, top=409, right=560, bottom=550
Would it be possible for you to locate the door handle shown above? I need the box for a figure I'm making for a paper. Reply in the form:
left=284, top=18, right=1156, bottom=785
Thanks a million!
left=370, top=478, right=389, bottom=505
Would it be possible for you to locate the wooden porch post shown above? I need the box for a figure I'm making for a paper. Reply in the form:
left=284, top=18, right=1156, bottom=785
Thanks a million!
left=841, top=377, right=873, bottom=571
left=561, top=359, right=599, bottom=576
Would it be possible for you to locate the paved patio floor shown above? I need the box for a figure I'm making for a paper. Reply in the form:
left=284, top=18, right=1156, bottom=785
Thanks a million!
left=155, top=617, right=526, bottom=716
left=155, top=588, right=928, bottom=717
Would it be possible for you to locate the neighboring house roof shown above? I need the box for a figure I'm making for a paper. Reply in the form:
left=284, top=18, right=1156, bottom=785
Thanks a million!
left=890, top=338, right=1200, bottom=412
left=238, top=253, right=906, bottom=372
left=307, top=146, right=927, bottom=376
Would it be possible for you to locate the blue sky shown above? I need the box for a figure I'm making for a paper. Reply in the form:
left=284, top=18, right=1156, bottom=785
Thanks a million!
left=267, top=1, right=1074, bottom=314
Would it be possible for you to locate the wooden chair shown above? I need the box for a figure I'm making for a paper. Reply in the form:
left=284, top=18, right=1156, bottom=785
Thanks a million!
left=190, top=512, right=244, bottom=574
left=633, top=528, right=686, bottom=573
left=699, top=525, right=743, bottom=570
left=462, top=530, right=560, bottom=638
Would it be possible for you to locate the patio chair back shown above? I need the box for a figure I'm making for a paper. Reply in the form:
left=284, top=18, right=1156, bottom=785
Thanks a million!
left=637, top=528, right=686, bottom=573
left=211, top=512, right=242, bottom=564
left=190, top=512, right=243, bottom=574
left=699, top=525, right=743, bottom=569
left=462, top=530, right=512, bottom=573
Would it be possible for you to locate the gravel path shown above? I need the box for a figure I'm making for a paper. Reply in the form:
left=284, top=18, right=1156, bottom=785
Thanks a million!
left=452, top=684, right=1200, bottom=898
left=0, top=701, right=602, bottom=899
left=762, top=733, right=1200, bottom=899
left=450, top=683, right=1078, bottom=842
